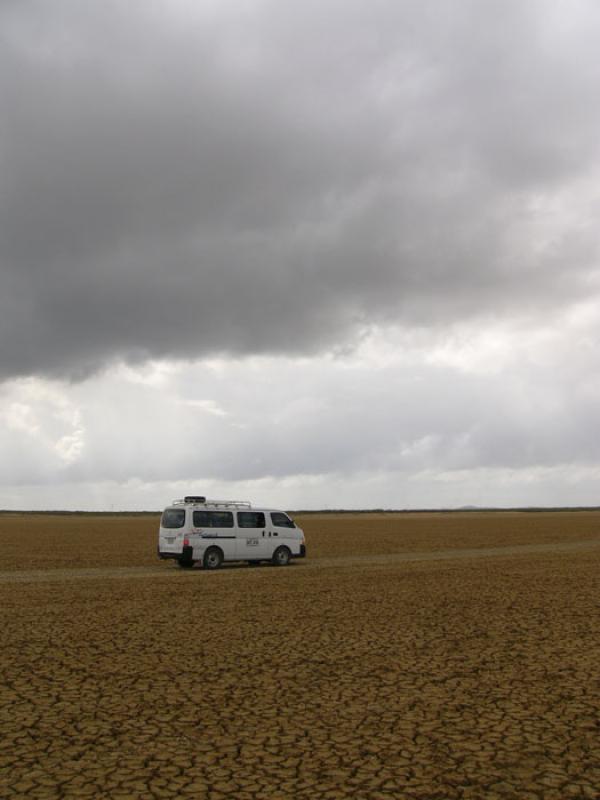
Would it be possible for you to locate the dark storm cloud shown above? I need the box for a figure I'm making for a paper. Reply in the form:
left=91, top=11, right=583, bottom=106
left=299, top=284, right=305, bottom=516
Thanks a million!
left=2, top=0, right=600, bottom=379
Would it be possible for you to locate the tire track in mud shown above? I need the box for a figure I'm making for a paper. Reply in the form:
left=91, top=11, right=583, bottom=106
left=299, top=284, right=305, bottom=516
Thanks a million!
left=1, top=538, right=599, bottom=583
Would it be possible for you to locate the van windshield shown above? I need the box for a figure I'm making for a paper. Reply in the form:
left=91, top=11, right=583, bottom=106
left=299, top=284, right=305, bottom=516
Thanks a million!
left=161, top=508, right=186, bottom=529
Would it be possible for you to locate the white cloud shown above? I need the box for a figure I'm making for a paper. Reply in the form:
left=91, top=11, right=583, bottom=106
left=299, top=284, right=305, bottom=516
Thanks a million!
left=0, top=379, right=86, bottom=481
left=4, top=401, right=41, bottom=436
left=1, top=312, right=599, bottom=508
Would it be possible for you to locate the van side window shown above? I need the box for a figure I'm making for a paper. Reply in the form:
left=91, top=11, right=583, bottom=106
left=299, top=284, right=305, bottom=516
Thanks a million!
left=162, top=509, right=186, bottom=528
left=237, top=512, right=266, bottom=528
left=193, top=511, right=234, bottom=528
left=271, top=512, right=296, bottom=528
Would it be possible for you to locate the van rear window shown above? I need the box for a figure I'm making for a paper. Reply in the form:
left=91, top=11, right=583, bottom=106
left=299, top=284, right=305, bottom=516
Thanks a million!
left=161, top=508, right=186, bottom=529
left=193, top=511, right=234, bottom=528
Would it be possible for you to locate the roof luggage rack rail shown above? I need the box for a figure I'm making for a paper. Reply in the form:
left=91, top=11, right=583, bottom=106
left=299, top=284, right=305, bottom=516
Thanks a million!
left=171, top=497, right=252, bottom=509
left=209, top=499, right=252, bottom=509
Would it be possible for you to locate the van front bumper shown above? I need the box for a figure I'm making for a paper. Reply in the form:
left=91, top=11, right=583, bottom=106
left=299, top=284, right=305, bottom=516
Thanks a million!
left=293, top=545, right=306, bottom=559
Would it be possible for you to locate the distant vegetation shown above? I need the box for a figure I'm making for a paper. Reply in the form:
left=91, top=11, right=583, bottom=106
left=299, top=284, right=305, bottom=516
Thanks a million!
left=0, top=509, right=161, bottom=516
left=1, top=506, right=599, bottom=516
left=291, top=506, right=600, bottom=514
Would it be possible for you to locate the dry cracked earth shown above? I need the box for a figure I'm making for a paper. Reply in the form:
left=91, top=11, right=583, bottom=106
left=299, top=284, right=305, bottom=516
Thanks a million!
left=0, top=511, right=599, bottom=799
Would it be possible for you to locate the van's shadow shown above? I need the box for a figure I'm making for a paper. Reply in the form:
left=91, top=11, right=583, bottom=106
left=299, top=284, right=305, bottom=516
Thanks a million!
left=174, top=561, right=302, bottom=572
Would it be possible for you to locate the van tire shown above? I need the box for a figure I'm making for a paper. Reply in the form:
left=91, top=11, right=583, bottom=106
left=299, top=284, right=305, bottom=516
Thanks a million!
left=272, top=546, right=291, bottom=566
left=177, top=558, right=195, bottom=569
left=203, top=547, right=223, bottom=570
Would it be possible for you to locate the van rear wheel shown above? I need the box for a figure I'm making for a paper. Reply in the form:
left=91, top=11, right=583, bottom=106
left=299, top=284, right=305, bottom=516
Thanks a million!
left=203, top=547, right=223, bottom=570
left=272, top=546, right=291, bottom=566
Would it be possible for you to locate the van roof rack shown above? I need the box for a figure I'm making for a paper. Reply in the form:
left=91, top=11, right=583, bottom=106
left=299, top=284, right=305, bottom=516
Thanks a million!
left=172, top=497, right=252, bottom=509
left=209, top=500, right=252, bottom=509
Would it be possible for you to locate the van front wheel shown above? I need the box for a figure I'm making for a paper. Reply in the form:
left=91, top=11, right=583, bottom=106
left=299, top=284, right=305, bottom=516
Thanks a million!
left=272, top=546, right=291, bottom=567
left=203, top=547, right=223, bottom=570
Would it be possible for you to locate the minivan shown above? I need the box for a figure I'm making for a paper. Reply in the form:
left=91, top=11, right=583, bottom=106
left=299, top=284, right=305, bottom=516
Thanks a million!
left=158, top=495, right=306, bottom=569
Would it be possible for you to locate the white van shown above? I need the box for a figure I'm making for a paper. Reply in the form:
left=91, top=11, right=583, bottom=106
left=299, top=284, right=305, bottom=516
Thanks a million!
left=157, top=496, right=306, bottom=569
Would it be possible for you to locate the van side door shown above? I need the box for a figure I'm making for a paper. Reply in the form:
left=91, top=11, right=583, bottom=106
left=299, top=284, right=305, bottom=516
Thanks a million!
left=192, top=509, right=236, bottom=561
left=236, top=511, right=267, bottom=560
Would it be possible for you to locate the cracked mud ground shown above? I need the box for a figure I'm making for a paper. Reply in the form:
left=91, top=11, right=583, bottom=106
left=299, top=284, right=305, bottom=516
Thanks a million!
left=1, top=512, right=599, bottom=799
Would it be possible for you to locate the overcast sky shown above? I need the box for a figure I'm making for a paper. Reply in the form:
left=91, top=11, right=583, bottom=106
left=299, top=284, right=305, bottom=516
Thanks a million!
left=2, top=0, right=600, bottom=510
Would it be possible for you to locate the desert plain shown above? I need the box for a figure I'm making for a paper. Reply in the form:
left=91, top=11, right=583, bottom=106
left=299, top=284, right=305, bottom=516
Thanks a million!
left=0, top=510, right=599, bottom=799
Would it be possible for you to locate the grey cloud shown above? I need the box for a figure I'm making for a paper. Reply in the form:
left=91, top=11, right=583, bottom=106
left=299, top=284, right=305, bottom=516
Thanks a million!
left=2, top=1, right=600, bottom=380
